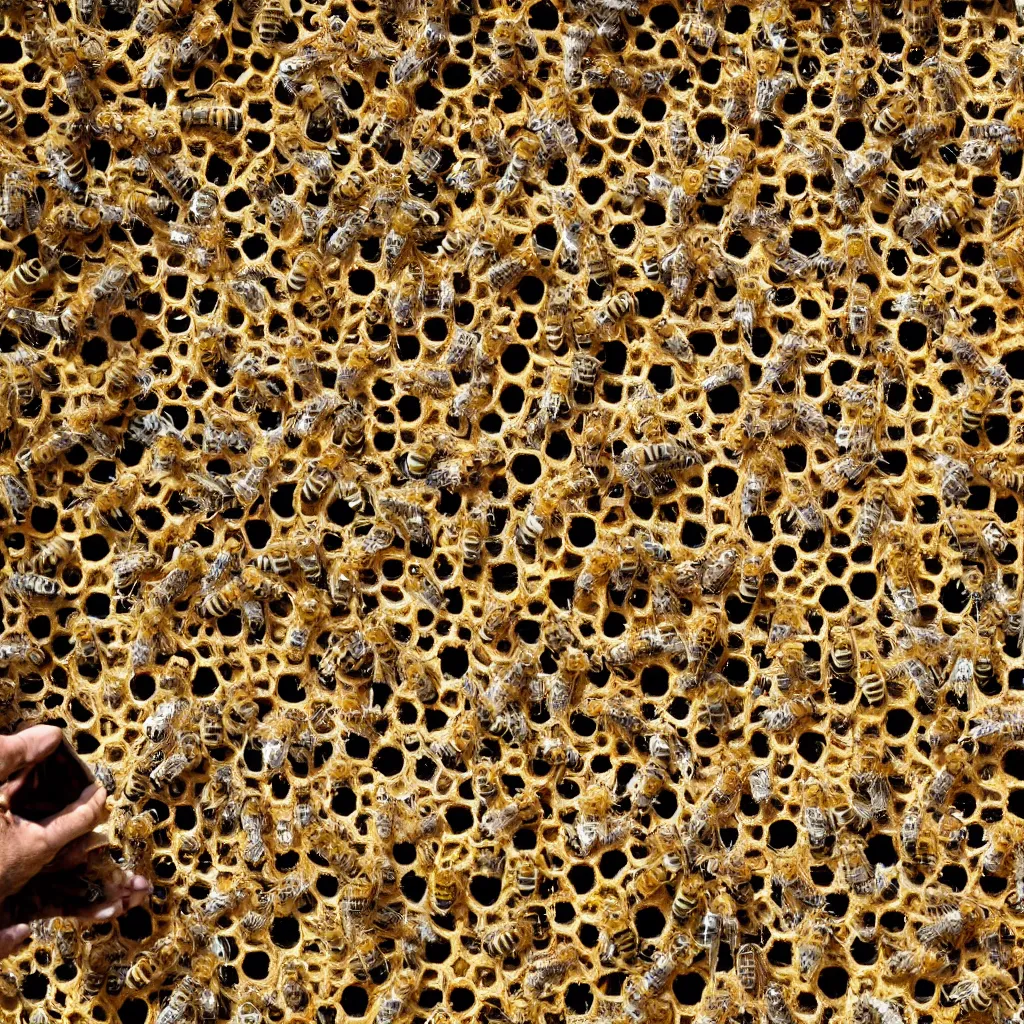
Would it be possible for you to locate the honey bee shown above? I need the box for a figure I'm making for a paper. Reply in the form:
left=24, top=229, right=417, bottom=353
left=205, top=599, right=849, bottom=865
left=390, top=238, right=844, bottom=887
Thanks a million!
left=921, top=54, right=967, bottom=111
left=479, top=791, right=540, bottom=842
left=253, top=0, right=287, bottom=42
left=705, top=138, right=756, bottom=197
left=844, top=147, right=888, bottom=187
left=180, top=105, right=243, bottom=135
left=677, top=8, right=718, bottom=50
left=7, top=572, right=63, bottom=600
left=195, top=699, right=224, bottom=749
left=664, top=869, right=702, bottom=926
left=458, top=503, right=489, bottom=564
left=480, top=15, right=537, bottom=87
left=754, top=67, right=795, bottom=124
left=0, top=96, right=18, bottom=132
left=822, top=620, right=855, bottom=683
left=851, top=485, right=887, bottom=545
left=410, top=141, right=445, bottom=183
left=514, top=493, right=562, bottom=556
left=851, top=629, right=885, bottom=707
left=523, top=946, right=578, bottom=998
left=485, top=246, right=538, bottom=293
left=479, top=918, right=524, bottom=959
left=502, top=851, right=540, bottom=900
left=136, top=36, right=174, bottom=92
left=871, top=95, right=916, bottom=137
left=27, top=534, right=74, bottom=575
left=544, top=283, right=576, bottom=353
left=407, top=563, right=444, bottom=611
left=958, top=136, right=1001, bottom=169
left=239, top=794, right=269, bottom=868
left=133, top=0, right=192, bottom=36
left=381, top=201, right=431, bottom=278
left=368, top=93, right=413, bottom=153
left=592, top=895, right=637, bottom=967
left=917, top=894, right=981, bottom=947
left=144, top=698, right=190, bottom=745
left=125, top=938, right=176, bottom=991
left=593, top=290, right=636, bottom=333
left=200, top=568, right=254, bottom=617
left=396, top=440, right=436, bottom=481
left=895, top=112, right=955, bottom=157
left=734, top=942, right=766, bottom=996
left=960, top=381, right=996, bottom=433
left=58, top=58, right=97, bottom=113
left=297, top=453, right=343, bottom=509
left=150, top=734, right=200, bottom=791
left=278, top=959, right=309, bottom=1013
left=988, top=190, right=1024, bottom=249
left=46, top=141, right=88, bottom=197
left=979, top=456, right=1024, bottom=495
left=3, top=257, right=49, bottom=299
left=567, top=352, right=601, bottom=406
left=496, top=133, right=542, bottom=197
left=900, top=187, right=974, bottom=246
left=174, top=12, right=220, bottom=69
left=945, top=966, right=1019, bottom=1016
left=562, top=23, right=593, bottom=87
left=232, top=444, right=275, bottom=507
left=149, top=542, right=203, bottom=608
left=582, top=230, right=615, bottom=293
left=625, top=934, right=691, bottom=1012
left=0, top=170, right=42, bottom=233
left=0, top=632, right=46, bottom=668
left=624, top=854, right=669, bottom=905
left=845, top=280, right=874, bottom=339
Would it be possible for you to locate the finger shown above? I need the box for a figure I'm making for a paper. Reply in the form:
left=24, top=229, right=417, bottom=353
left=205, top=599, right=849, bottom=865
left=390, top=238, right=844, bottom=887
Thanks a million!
left=44, top=829, right=109, bottom=872
left=39, top=783, right=106, bottom=852
left=72, top=899, right=124, bottom=923
left=0, top=923, right=30, bottom=957
left=0, top=776, right=22, bottom=809
left=0, top=727, right=61, bottom=784
left=122, top=874, right=153, bottom=911
left=0, top=751, right=70, bottom=807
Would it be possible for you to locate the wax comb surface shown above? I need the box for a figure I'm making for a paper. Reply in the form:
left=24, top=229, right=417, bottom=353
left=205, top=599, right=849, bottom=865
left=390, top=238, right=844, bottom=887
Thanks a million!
left=2, top=0, right=1024, bottom=1021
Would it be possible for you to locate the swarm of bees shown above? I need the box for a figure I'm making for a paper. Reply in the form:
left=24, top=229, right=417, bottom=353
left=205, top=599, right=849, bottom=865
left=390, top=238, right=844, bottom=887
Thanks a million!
left=3, top=0, right=1024, bottom=1018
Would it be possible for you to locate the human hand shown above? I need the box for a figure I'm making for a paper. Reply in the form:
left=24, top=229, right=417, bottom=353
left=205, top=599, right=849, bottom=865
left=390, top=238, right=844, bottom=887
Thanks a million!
left=4, top=862, right=152, bottom=931
left=0, top=726, right=110, bottom=955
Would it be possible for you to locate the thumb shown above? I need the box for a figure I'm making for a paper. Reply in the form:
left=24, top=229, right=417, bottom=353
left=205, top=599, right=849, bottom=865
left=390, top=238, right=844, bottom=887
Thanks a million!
left=0, top=923, right=31, bottom=958
left=44, top=828, right=109, bottom=872
left=0, top=727, right=61, bottom=785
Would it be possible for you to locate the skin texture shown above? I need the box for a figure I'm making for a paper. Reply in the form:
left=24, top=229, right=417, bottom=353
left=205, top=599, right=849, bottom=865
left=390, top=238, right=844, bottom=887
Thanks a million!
left=0, top=725, right=151, bottom=957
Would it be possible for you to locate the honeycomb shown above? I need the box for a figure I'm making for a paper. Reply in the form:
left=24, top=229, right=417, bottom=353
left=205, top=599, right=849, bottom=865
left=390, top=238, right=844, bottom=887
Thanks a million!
left=3, top=0, right=1024, bottom=1018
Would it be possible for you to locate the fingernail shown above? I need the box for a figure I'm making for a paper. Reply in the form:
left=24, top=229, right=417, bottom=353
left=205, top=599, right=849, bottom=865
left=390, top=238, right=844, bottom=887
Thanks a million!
left=131, top=876, right=152, bottom=892
left=10, top=924, right=29, bottom=942
left=94, top=905, right=117, bottom=920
